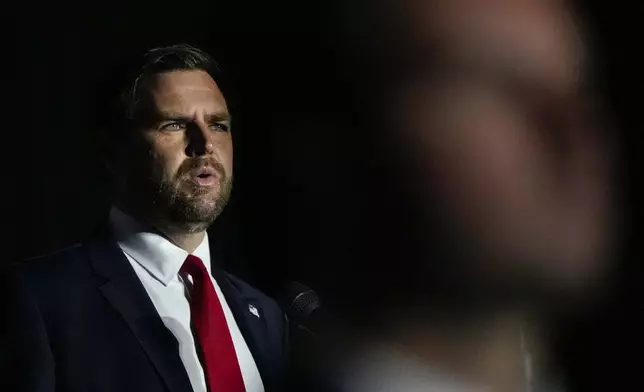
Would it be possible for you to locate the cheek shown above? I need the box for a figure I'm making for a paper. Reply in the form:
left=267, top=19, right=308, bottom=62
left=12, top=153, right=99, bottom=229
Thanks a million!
left=147, top=138, right=186, bottom=179
left=213, top=135, right=234, bottom=173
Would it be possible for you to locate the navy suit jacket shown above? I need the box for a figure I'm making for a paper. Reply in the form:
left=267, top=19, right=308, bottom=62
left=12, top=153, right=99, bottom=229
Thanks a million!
left=2, top=226, right=289, bottom=392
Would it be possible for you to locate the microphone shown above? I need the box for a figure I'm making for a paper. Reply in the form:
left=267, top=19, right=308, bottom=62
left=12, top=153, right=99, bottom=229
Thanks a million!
left=284, top=282, right=356, bottom=392
left=283, top=281, right=334, bottom=390
left=284, top=282, right=322, bottom=337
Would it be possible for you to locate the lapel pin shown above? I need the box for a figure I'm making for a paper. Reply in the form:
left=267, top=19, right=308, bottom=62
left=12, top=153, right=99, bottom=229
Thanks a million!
left=248, top=304, right=260, bottom=318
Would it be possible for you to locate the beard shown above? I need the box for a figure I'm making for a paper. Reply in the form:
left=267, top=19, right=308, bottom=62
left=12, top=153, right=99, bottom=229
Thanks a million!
left=159, top=171, right=233, bottom=233
left=125, top=157, right=233, bottom=233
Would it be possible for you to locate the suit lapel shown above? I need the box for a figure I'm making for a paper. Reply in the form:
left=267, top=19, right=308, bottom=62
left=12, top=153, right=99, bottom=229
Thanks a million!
left=86, top=226, right=193, bottom=392
left=210, top=265, right=273, bottom=390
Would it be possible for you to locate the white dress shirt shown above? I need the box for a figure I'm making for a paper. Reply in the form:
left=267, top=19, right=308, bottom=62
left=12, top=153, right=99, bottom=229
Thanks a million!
left=110, top=207, right=264, bottom=392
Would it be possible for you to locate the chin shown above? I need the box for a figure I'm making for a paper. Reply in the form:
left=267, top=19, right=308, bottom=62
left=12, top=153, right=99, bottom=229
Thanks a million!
left=159, top=177, right=232, bottom=226
left=163, top=196, right=223, bottom=228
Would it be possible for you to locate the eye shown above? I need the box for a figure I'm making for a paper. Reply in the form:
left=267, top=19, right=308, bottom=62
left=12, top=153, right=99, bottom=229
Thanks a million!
left=210, top=123, right=230, bottom=132
left=161, top=122, right=186, bottom=131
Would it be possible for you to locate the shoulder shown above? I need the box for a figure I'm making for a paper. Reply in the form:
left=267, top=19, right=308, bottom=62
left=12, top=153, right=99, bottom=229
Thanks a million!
left=6, top=242, right=98, bottom=307
left=23, top=243, right=86, bottom=266
left=1, top=243, right=90, bottom=327
left=17, top=243, right=88, bottom=283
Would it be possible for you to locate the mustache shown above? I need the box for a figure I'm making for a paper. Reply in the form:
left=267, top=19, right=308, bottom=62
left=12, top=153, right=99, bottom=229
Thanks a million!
left=177, top=158, right=226, bottom=177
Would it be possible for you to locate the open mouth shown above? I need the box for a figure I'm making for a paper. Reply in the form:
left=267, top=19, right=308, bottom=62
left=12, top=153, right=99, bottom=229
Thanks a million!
left=190, top=166, right=218, bottom=186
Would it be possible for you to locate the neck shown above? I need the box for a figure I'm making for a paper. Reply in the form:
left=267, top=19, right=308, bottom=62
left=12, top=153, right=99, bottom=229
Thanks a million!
left=155, top=226, right=206, bottom=254
left=115, top=201, right=206, bottom=253
left=382, top=310, right=541, bottom=392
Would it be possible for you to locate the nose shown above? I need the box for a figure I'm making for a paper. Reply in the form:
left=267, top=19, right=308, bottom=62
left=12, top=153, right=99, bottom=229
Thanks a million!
left=185, top=122, right=214, bottom=157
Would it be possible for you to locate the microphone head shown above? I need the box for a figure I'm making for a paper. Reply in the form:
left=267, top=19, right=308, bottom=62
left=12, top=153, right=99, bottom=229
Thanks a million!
left=286, top=281, right=320, bottom=319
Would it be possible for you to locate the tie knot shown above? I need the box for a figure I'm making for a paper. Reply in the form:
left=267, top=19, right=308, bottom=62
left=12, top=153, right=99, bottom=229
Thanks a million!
left=180, top=254, right=207, bottom=278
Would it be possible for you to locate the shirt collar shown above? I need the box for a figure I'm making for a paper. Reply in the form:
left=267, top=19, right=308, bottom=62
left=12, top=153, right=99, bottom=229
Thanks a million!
left=109, top=206, right=211, bottom=286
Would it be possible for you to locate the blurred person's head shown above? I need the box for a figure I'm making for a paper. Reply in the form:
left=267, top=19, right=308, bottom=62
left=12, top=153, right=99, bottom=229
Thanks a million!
left=97, top=45, right=233, bottom=239
left=336, top=0, right=614, bottom=319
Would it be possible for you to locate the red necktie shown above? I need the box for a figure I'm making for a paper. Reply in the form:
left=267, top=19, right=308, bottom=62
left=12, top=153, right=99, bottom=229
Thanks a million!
left=181, top=254, right=246, bottom=392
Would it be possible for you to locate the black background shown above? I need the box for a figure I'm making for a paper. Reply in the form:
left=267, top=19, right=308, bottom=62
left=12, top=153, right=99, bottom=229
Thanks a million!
left=10, top=1, right=643, bottom=390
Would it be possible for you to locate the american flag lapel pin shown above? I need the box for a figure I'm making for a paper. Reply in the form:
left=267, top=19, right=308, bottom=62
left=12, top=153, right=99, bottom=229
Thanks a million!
left=248, top=304, right=260, bottom=318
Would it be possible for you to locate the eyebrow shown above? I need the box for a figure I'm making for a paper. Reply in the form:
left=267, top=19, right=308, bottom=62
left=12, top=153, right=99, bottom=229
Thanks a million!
left=156, top=111, right=232, bottom=123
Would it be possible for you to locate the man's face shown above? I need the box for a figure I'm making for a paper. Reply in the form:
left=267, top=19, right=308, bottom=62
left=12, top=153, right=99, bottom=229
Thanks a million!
left=391, top=0, right=612, bottom=300
left=117, top=70, right=233, bottom=231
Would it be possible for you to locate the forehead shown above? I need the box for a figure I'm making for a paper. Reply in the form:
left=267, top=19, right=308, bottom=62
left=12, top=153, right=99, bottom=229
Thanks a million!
left=146, top=70, right=228, bottom=113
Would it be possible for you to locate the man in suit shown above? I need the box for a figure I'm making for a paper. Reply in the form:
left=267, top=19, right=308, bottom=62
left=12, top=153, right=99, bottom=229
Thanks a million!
left=3, top=44, right=288, bottom=392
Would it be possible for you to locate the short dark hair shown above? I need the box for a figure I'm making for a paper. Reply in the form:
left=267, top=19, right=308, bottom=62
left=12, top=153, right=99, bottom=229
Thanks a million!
left=96, top=43, right=224, bottom=139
